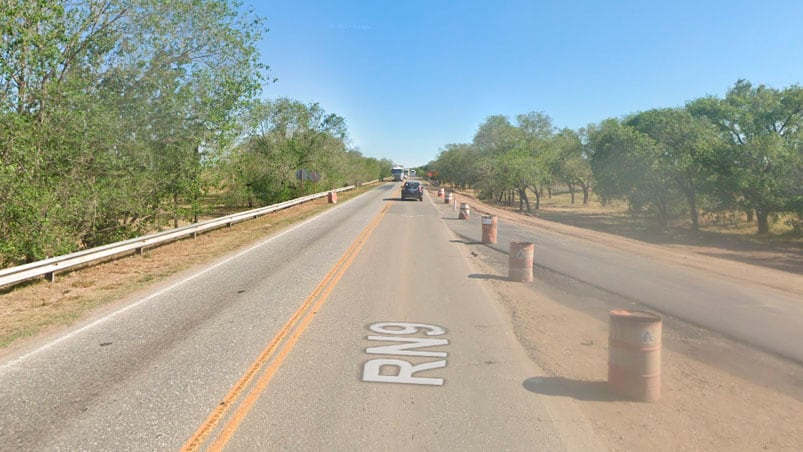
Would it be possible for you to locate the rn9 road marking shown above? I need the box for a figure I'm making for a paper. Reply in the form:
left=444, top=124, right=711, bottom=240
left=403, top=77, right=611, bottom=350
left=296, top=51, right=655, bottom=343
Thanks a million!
left=362, top=322, right=449, bottom=386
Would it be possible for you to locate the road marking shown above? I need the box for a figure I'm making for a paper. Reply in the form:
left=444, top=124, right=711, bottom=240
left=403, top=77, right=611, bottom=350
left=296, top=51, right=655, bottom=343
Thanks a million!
left=363, top=359, right=447, bottom=386
left=366, top=336, right=448, bottom=357
left=182, top=204, right=390, bottom=452
left=362, top=322, right=449, bottom=386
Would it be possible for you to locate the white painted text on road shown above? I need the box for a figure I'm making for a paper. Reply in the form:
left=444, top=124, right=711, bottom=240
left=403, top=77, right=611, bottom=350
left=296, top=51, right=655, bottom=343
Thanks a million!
left=362, top=322, right=448, bottom=386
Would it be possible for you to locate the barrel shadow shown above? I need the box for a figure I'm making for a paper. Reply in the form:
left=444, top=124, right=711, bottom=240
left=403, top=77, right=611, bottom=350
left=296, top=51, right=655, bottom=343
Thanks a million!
left=468, top=273, right=508, bottom=281
left=450, top=239, right=483, bottom=245
left=522, top=376, right=623, bottom=402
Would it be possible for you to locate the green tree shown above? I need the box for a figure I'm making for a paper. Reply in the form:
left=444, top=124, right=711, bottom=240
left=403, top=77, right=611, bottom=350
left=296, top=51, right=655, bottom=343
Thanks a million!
left=554, top=128, right=593, bottom=205
left=0, top=0, right=268, bottom=265
left=588, top=118, right=676, bottom=224
left=625, top=108, right=721, bottom=231
left=516, top=112, right=557, bottom=209
left=224, top=98, right=352, bottom=206
left=688, top=80, right=803, bottom=234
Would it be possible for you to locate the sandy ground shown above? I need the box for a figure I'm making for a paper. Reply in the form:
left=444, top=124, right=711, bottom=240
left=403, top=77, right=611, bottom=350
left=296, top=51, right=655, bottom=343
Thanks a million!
left=450, top=190, right=803, bottom=452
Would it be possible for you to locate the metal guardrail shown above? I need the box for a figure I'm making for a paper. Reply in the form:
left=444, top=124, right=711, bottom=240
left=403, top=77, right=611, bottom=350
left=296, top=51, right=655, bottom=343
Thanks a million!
left=0, top=186, right=355, bottom=289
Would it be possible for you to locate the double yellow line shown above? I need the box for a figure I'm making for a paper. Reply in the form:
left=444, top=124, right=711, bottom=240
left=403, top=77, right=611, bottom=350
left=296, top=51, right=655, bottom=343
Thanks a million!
left=182, top=203, right=390, bottom=451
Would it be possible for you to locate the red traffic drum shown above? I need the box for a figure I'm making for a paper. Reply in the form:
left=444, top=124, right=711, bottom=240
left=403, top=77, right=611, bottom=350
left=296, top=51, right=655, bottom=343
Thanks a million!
left=438, top=187, right=445, bottom=198
left=444, top=192, right=453, bottom=204
left=508, top=241, right=534, bottom=282
left=481, top=215, right=497, bottom=244
left=459, top=203, right=470, bottom=219
left=608, top=310, right=662, bottom=402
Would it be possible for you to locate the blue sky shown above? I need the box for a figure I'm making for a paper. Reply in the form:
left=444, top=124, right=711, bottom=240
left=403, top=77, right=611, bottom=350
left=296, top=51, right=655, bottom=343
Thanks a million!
left=252, top=0, right=803, bottom=168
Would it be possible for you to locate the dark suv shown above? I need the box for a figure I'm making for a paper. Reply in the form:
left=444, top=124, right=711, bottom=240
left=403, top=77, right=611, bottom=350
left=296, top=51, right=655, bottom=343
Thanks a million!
left=401, top=181, right=423, bottom=201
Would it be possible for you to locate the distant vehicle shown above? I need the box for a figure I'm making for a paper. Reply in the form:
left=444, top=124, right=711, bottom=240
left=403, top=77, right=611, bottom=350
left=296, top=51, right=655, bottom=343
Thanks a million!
left=410, top=169, right=416, bottom=178
left=401, top=181, right=423, bottom=201
left=391, top=165, right=404, bottom=181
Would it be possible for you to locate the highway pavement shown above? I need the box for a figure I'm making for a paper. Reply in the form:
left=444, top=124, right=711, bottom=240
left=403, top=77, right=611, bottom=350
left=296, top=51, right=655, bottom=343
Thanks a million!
left=4, top=181, right=799, bottom=450
left=0, top=183, right=604, bottom=451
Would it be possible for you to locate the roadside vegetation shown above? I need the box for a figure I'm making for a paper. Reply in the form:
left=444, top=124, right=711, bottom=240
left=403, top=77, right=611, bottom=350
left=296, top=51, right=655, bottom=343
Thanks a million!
left=427, top=80, right=803, bottom=237
left=0, top=1, right=392, bottom=268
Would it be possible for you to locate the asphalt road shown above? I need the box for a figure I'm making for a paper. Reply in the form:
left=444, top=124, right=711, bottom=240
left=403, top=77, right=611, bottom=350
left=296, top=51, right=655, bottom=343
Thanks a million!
left=3, top=182, right=800, bottom=451
left=0, top=184, right=604, bottom=451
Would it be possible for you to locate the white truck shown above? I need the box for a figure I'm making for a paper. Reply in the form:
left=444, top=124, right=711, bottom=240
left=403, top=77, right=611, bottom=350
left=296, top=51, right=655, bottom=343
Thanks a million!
left=391, top=165, right=405, bottom=181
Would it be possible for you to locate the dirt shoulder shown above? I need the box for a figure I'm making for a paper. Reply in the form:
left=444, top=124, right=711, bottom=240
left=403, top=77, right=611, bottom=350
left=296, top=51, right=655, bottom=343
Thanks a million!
left=442, top=188, right=803, bottom=451
left=478, top=262, right=803, bottom=452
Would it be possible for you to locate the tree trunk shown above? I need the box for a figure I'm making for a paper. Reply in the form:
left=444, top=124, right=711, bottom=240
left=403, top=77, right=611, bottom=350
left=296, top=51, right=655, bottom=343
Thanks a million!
left=756, top=209, right=770, bottom=234
left=547, top=187, right=552, bottom=199
left=518, top=188, right=532, bottom=213
left=567, top=182, right=575, bottom=204
left=534, top=189, right=541, bottom=210
left=686, top=190, right=699, bottom=231
left=656, top=195, right=668, bottom=227
left=580, top=182, right=590, bottom=205
left=173, top=193, right=179, bottom=228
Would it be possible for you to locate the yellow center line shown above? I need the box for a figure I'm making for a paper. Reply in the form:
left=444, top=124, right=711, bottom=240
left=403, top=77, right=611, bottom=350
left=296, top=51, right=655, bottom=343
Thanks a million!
left=182, top=203, right=390, bottom=452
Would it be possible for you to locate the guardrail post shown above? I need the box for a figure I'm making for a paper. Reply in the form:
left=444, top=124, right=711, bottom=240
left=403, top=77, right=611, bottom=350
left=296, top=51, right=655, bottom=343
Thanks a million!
left=45, top=272, right=56, bottom=283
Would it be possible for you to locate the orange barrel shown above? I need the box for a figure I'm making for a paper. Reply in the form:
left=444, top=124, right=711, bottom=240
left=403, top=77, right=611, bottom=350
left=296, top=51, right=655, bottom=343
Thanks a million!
left=608, top=310, right=662, bottom=402
left=327, top=191, right=338, bottom=204
left=459, top=203, right=470, bottom=220
left=481, top=215, right=497, bottom=244
left=508, top=241, right=534, bottom=282
left=438, top=187, right=445, bottom=198
left=444, top=192, right=453, bottom=204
